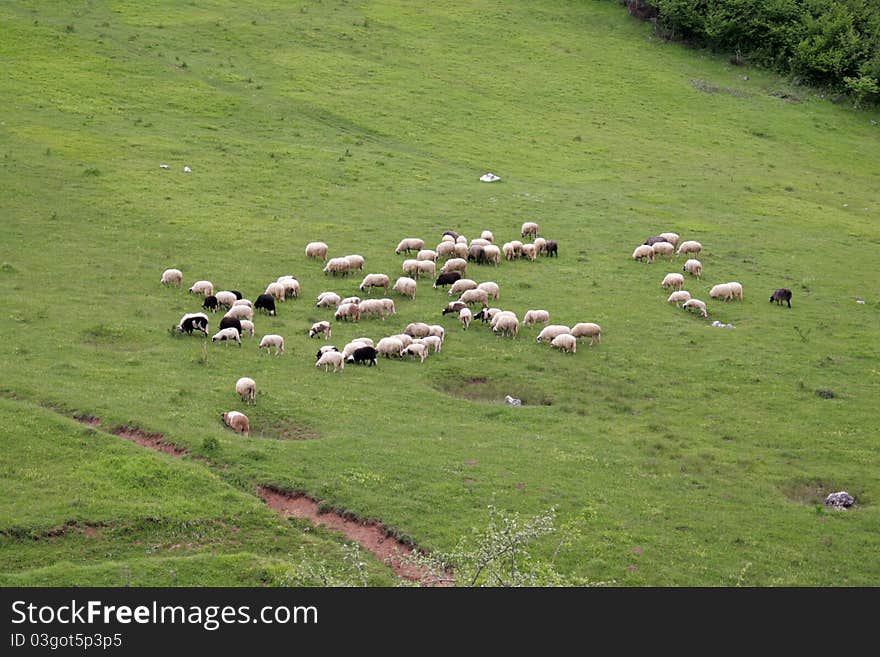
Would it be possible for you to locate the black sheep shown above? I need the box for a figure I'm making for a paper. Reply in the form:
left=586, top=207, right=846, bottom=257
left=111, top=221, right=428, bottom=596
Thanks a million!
left=229, top=290, right=243, bottom=300
left=545, top=240, right=558, bottom=257
left=769, top=288, right=792, bottom=308
left=177, top=313, right=209, bottom=336
left=474, top=307, right=491, bottom=323
left=347, top=346, right=378, bottom=367
left=644, top=236, right=667, bottom=246
left=219, top=315, right=242, bottom=335
left=202, top=295, right=219, bottom=312
left=433, top=271, right=462, bottom=288
left=255, top=293, right=276, bottom=316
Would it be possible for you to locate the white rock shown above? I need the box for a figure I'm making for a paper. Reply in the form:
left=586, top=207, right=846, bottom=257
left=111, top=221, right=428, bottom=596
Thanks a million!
left=480, top=172, right=501, bottom=182
left=159, top=164, right=170, bottom=169
left=183, top=166, right=192, bottom=173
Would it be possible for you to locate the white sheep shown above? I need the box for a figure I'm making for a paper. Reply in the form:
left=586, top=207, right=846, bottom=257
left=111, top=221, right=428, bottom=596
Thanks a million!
left=521, top=221, right=539, bottom=238
left=376, top=336, right=404, bottom=358
left=632, top=245, right=655, bottom=263
left=437, top=241, right=456, bottom=258
left=523, top=309, right=550, bottom=326
left=323, top=257, right=350, bottom=276
left=459, top=307, right=472, bottom=330
left=667, top=290, right=692, bottom=306
left=550, top=333, right=577, bottom=354
left=358, top=299, right=388, bottom=319
left=258, top=334, right=285, bottom=355
left=277, top=276, right=301, bottom=299
left=317, top=345, right=338, bottom=357
left=676, top=240, right=702, bottom=257
left=428, top=325, right=445, bottom=342
left=239, top=319, right=255, bottom=337
left=521, top=243, right=537, bottom=261
left=482, top=245, right=501, bottom=266
left=492, top=312, right=519, bottom=338
left=342, top=339, right=372, bottom=359
left=709, top=283, right=734, bottom=302
left=661, top=273, right=685, bottom=290
left=161, top=268, right=183, bottom=287
left=488, top=309, right=513, bottom=327
left=340, top=296, right=361, bottom=306
left=470, top=238, right=491, bottom=248
left=404, top=322, right=431, bottom=338
left=212, top=327, right=242, bottom=346
left=480, top=230, right=494, bottom=243
left=215, top=290, right=238, bottom=308
left=395, top=238, right=425, bottom=254
left=449, top=278, right=477, bottom=296
left=456, top=235, right=468, bottom=245
left=477, top=281, right=500, bottom=300
left=345, top=254, right=365, bottom=271
left=510, top=240, right=524, bottom=257
left=502, top=242, right=515, bottom=260
left=316, top=350, right=345, bottom=372
left=235, top=377, right=256, bottom=405
left=305, top=241, right=329, bottom=260
left=459, top=288, right=489, bottom=306
left=402, top=259, right=420, bottom=277
left=418, top=335, right=443, bottom=353
left=453, top=243, right=469, bottom=259
left=440, top=234, right=456, bottom=243
left=417, top=249, right=438, bottom=262
left=316, top=292, right=342, bottom=308
left=393, top=276, right=417, bottom=299
left=390, top=333, right=413, bottom=348
left=402, top=342, right=429, bottom=363
left=683, top=259, right=703, bottom=278
left=265, top=281, right=286, bottom=302
left=222, top=411, right=250, bottom=436
left=233, top=298, right=253, bottom=308
left=353, top=337, right=375, bottom=347
left=309, top=321, right=332, bottom=339
left=659, top=232, right=680, bottom=246
left=533, top=237, right=547, bottom=255
left=440, top=258, right=467, bottom=275
left=727, top=281, right=743, bottom=301
left=359, top=273, right=390, bottom=294
left=189, top=280, right=214, bottom=296
left=380, top=298, right=396, bottom=315
left=224, top=305, right=254, bottom=322
left=682, top=299, right=708, bottom=318
left=652, top=241, right=675, bottom=257
left=537, top=324, right=572, bottom=343
left=334, top=302, right=361, bottom=322
left=416, top=260, right=436, bottom=278
left=570, top=322, right=601, bottom=346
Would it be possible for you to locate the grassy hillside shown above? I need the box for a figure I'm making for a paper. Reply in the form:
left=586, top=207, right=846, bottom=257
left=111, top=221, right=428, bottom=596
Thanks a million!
left=1, top=0, right=878, bottom=585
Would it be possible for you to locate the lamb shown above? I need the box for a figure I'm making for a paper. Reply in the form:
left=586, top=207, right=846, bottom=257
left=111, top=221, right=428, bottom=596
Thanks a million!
left=459, top=307, right=472, bottom=330
left=239, top=319, right=255, bottom=337
left=523, top=309, right=550, bottom=326
left=221, top=411, right=250, bottom=437
left=533, top=237, right=547, bottom=255
left=482, top=245, right=501, bottom=266
left=393, top=276, right=417, bottom=299
left=323, top=257, right=351, bottom=277
left=709, top=283, right=734, bottom=302
left=521, top=243, right=537, bottom=261
left=770, top=288, right=792, bottom=308
left=436, top=241, right=456, bottom=258
left=667, top=290, right=692, bottom=306
left=189, top=280, right=214, bottom=296
left=176, top=312, right=209, bottom=336
left=402, top=342, right=429, bottom=363
left=254, top=294, right=276, bottom=316
left=316, top=292, right=342, bottom=308
left=161, top=268, right=183, bottom=287
left=305, top=241, right=329, bottom=260
left=344, top=255, right=365, bottom=271
left=417, top=335, right=443, bottom=353
left=661, top=273, right=685, bottom=290
left=537, top=325, right=572, bottom=343
left=492, top=312, right=519, bottom=338
left=676, top=240, right=702, bottom=257
left=219, top=316, right=242, bottom=335
left=309, top=321, right=332, bottom=339
left=550, top=333, right=577, bottom=354
left=359, top=273, right=390, bottom=294
left=651, top=241, right=675, bottom=257
left=235, top=377, right=256, bottom=405
left=477, top=281, right=500, bottom=300
left=404, top=322, right=431, bottom=338
left=480, top=230, right=494, bottom=243
left=521, top=221, right=539, bottom=238
left=428, top=325, right=445, bottom=342
left=459, top=288, right=489, bottom=306
left=632, top=245, right=655, bottom=263
left=570, top=322, right=601, bottom=346
left=402, top=259, right=420, bottom=277
left=440, top=258, right=467, bottom=275
left=224, top=304, right=254, bottom=321
left=682, top=299, right=708, bottom=318
left=215, top=290, right=238, bottom=308
left=683, top=259, right=702, bottom=278
left=376, top=337, right=404, bottom=358
left=258, top=334, right=285, bottom=355
left=347, top=346, right=378, bottom=366
left=417, top=249, right=438, bottom=262
left=659, top=232, right=680, bottom=246
left=434, top=271, right=462, bottom=288
left=265, top=282, right=286, bottom=302
left=449, top=278, right=477, bottom=296
left=415, top=260, right=436, bottom=278
left=276, top=276, right=301, bottom=299
left=545, top=240, right=558, bottom=258
left=358, top=299, right=390, bottom=319
left=395, top=238, right=425, bottom=254
left=727, top=282, right=743, bottom=301
left=212, top=327, right=242, bottom=346
left=202, top=295, right=219, bottom=313
left=334, top=302, right=361, bottom=322
left=315, top=350, right=345, bottom=372
left=442, top=301, right=468, bottom=315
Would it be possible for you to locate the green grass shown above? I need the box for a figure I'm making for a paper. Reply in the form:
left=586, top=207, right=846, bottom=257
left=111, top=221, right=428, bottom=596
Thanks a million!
left=1, top=0, right=878, bottom=586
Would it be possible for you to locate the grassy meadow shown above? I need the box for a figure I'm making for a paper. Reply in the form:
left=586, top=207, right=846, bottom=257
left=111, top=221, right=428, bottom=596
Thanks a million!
left=0, top=0, right=878, bottom=586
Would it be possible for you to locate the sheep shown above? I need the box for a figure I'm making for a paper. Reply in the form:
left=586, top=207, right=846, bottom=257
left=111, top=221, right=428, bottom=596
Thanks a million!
left=453, top=243, right=469, bottom=259
left=521, top=221, right=539, bottom=238
left=404, top=322, right=431, bottom=338
left=334, top=302, right=361, bottom=322
left=459, top=288, right=489, bottom=306
left=212, top=327, right=242, bottom=347
left=537, top=325, right=572, bottom=343
left=417, top=249, right=438, bottom=262
left=482, top=244, right=501, bottom=266
left=347, top=346, right=378, bottom=366
left=402, top=342, right=429, bottom=363
left=233, top=298, right=254, bottom=308
left=428, top=325, right=445, bottom=342
left=176, top=312, right=209, bottom=336
left=659, top=232, right=680, bottom=247
left=316, top=350, right=345, bottom=372
left=395, top=238, right=425, bottom=254
left=480, top=230, right=494, bottom=243
left=467, top=244, right=485, bottom=264
left=434, top=271, right=461, bottom=288
left=667, top=290, right=692, bottom=306
left=440, top=234, right=456, bottom=243
left=459, top=307, right=472, bottom=330
left=550, top=333, right=577, bottom=354
left=161, top=268, right=183, bottom=287
left=533, top=237, right=547, bottom=255
left=483, top=308, right=505, bottom=324
left=393, top=276, right=417, bottom=299
left=661, top=273, right=685, bottom=290
left=236, top=377, right=256, bottom=405
left=470, top=238, right=491, bottom=248
left=309, top=321, right=332, bottom=339
left=359, top=273, right=390, bottom=294
left=502, top=242, right=515, bottom=260
left=390, top=333, right=414, bottom=348
left=416, top=260, right=436, bottom=279
left=676, top=240, right=702, bottom=257
left=277, top=276, right=301, bottom=299
left=221, top=411, right=250, bottom=437
left=239, top=319, right=255, bottom=337
left=770, top=288, right=792, bottom=308
left=342, top=340, right=372, bottom=359
left=254, top=294, right=276, bottom=316
left=510, top=240, right=524, bottom=257
left=683, top=259, right=702, bottom=278
left=440, top=258, right=467, bottom=275
left=229, top=291, right=243, bottom=300
left=340, top=296, right=361, bottom=306
left=727, top=282, right=743, bottom=301
left=477, top=281, right=500, bottom=300
left=344, top=254, right=365, bottom=271
left=402, top=259, right=421, bottom=277
left=353, top=337, right=375, bottom=347
left=492, top=312, right=519, bottom=338
left=265, top=281, right=286, bottom=302
left=455, top=235, right=468, bottom=245
left=436, top=241, right=456, bottom=258
left=523, top=309, right=550, bottom=326
left=545, top=240, right=558, bottom=258
left=305, top=241, right=329, bottom=260
left=380, top=298, right=396, bottom=316
left=489, top=310, right=517, bottom=329
left=215, top=290, right=238, bottom=308
left=651, top=241, right=675, bottom=257
left=323, top=257, right=351, bottom=277
left=258, top=334, right=285, bottom=355
left=358, top=299, right=390, bottom=319
left=682, top=299, right=708, bottom=318
left=219, top=316, right=242, bottom=335
left=644, top=236, right=667, bottom=246
left=417, top=335, right=443, bottom=353
left=202, top=295, right=220, bottom=313
left=632, top=245, right=655, bottom=263
left=224, top=304, right=254, bottom=321
left=449, top=278, right=477, bottom=296
left=317, top=292, right=342, bottom=308
left=709, top=283, right=734, bottom=302
left=188, top=280, right=214, bottom=296
left=316, top=345, right=338, bottom=357
left=376, top=337, right=404, bottom=358
left=442, top=301, right=468, bottom=315
left=474, top=307, right=492, bottom=323
left=570, top=322, right=601, bottom=346
left=521, top=243, right=537, bottom=261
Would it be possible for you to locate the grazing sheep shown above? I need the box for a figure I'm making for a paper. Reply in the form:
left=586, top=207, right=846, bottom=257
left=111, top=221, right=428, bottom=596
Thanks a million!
left=176, top=312, right=209, bottom=336
left=189, top=280, right=214, bottom=296
left=474, top=307, right=491, bottom=323
left=323, top=257, right=351, bottom=277
left=428, top=325, right=445, bottom=342
left=521, top=243, right=537, bottom=261
left=477, top=281, right=500, bottom=300
left=402, top=259, right=421, bottom=277
left=521, top=221, right=539, bottom=238
left=404, top=322, right=431, bottom=338
left=453, top=242, right=469, bottom=259
left=482, top=245, right=501, bottom=266
left=358, top=299, right=390, bottom=319
left=483, top=308, right=504, bottom=324
left=502, top=242, right=515, bottom=260
left=651, top=241, right=675, bottom=257
left=353, top=337, right=375, bottom=347
left=316, top=346, right=338, bottom=362
left=334, top=302, right=361, bottom=322
left=305, top=241, right=329, bottom=260
left=393, top=276, right=418, bottom=299
left=632, top=245, right=655, bottom=263
left=550, top=333, right=577, bottom=354
left=676, top=240, right=702, bottom=257
left=492, top=312, right=519, bottom=338
left=442, top=300, right=468, bottom=315
left=309, top=321, right=332, bottom=339
left=661, top=273, right=685, bottom=290
left=265, top=281, right=286, bottom=302
left=537, top=325, right=572, bottom=343
left=390, top=333, right=413, bottom=348
left=545, top=240, right=558, bottom=258
left=523, top=309, right=550, bottom=326
left=470, top=238, right=491, bottom=248
left=510, top=240, right=524, bottom=257
left=533, top=237, right=547, bottom=255
left=341, top=340, right=370, bottom=359
left=416, top=260, right=436, bottom=279
left=570, top=322, right=601, bottom=346
left=417, top=249, right=438, bottom=262
left=239, top=319, right=255, bottom=337
left=215, top=290, right=238, bottom=308
left=212, top=327, right=242, bottom=347
left=233, top=298, right=253, bottom=308
left=770, top=288, right=792, bottom=308
left=161, top=268, right=183, bottom=287
left=417, top=335, right=443, bottom=353
left=437, top=241, right=456, bottom=258
left=644, top=236, right=667, bottom=246
left=441, top=234, right=456, bottom=243
left=219, top=316, right=242, bottom=335
left=459, top=288, right=489, bottom=306
left=254, top=294, right=276, bottom=316
left=441, top=258, right=467, bottom=275
left=456, top=235, right=468, bottom=245
left=221, top=411, right=250, bottom=437
left=467, top=244, right=485, bottom=264
left=683, top=259, right=703, bottom=278
left=667, top=290, right=692, bottom=306
left=709, top=283, right=734, bottom=302
left=258, top=334, right=285, bottom=355
left=449, top=278, right=478, bottom=296
left=459, top=307, right=472, bottom=330
left=380, top=298, right=396, bottom=316
left=347, top=346, right=378, bottom=366
left=434, top=271, right=462, bottom=288
left=340, top=296, right=361, bottom=306
left=659, top=232, right=680, bottom=246
left=317, top=292, right=342, bottom=308
left=727, top=282, right=743, bottom=301
left=344, top=255, right=365, bottom=271
left=480, top=230, right=494, bottom=243
left=203, top=295, right=220, bottom=313
left=395, top=238, right=425, bottom=254
left=224, top=304, right=254, bottom=322
left=402, top=342, right=429, bottom=363
left=236, top=377, right=256, bottom=405
left=277, top=276, right=301, bottom=299
left=376, top=337, right=404, bottom=358
left=316, top=350, right=345, bottom=372
left=359, top=273, right=390, bottom=294
left=229, top=290, right=243, bottom=300
left=682, top=299, right=708, bottom=318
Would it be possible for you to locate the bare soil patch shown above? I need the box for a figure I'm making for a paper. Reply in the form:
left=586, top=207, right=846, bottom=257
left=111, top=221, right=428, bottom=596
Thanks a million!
left=780, top=479, right=865, bottom=507
left=111, top=425, right=188, bottom=457
left=73, top=413, right=101, bottom=427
